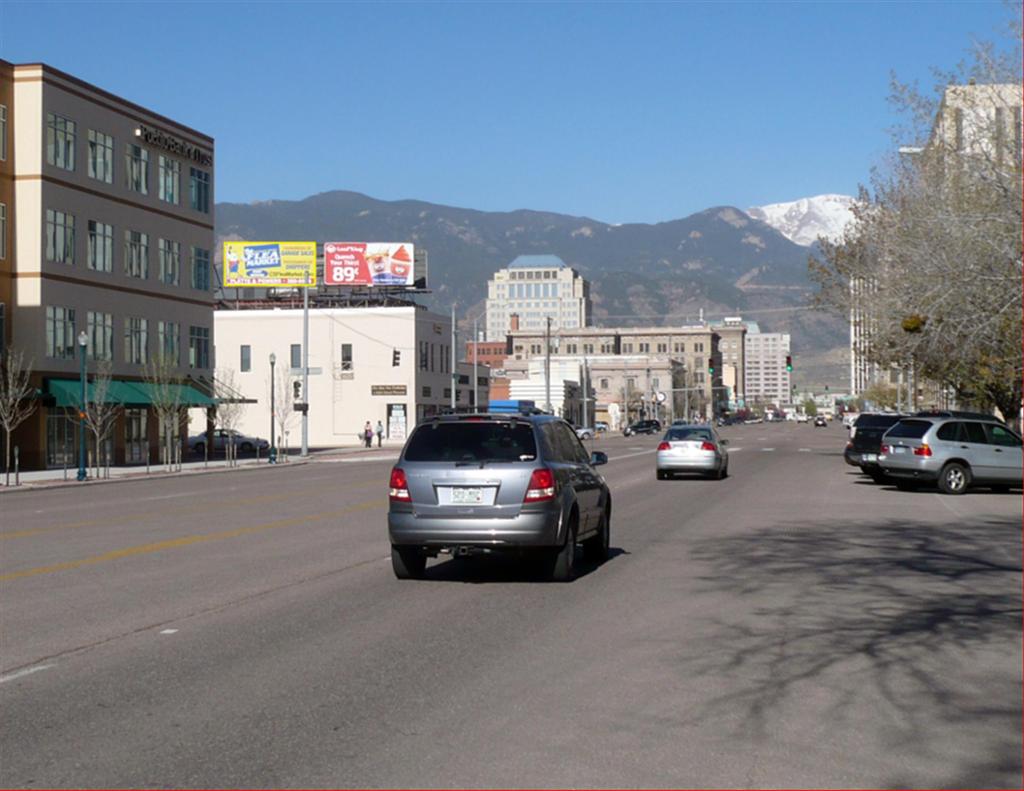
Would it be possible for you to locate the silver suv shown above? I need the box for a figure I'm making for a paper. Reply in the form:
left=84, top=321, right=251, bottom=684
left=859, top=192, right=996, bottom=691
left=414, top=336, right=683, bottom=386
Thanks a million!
left=879, top=416, right=1022, bottom=494
left=388, top=414, right=611, bottom=580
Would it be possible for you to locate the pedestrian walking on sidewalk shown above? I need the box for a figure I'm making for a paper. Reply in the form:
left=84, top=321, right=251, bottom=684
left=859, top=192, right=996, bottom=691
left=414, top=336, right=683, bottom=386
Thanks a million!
left=375, top=421, right=384, bottom=448
left=363, top=421, right=373, bottom=448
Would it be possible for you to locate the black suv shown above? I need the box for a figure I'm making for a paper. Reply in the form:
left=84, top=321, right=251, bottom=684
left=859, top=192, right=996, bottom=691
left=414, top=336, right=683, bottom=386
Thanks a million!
left=623, top=419, right=662, bottom=437
left=388, top=413, right=612, bottom=581
left=844, top=413, right=905, bottom=481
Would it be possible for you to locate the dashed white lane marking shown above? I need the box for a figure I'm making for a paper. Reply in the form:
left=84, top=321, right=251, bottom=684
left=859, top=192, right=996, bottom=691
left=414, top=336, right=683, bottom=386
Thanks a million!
left=609, top=448, right=657, bottom=462
left=628, top=446, right=646, bottom=451
left=159, top=629, right=178, bottom=635
left=321, top=454, right=399, bottom=463
left=727, top=447, right=743, bottom=453
left=761, top=448, right=775, bottom=452
left=0, top=664, right=53, bottom=684
left=798, top=448, right=812, bottom=452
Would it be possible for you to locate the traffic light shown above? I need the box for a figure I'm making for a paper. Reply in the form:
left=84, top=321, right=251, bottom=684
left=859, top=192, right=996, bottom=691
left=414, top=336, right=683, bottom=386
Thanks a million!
left=785, top=355, right=793, bottom=372
left=392, top=349, right=401, bottom=367
left=708, top=361, right=715, bottom=376
left=292, top=380, right=302, bottom=401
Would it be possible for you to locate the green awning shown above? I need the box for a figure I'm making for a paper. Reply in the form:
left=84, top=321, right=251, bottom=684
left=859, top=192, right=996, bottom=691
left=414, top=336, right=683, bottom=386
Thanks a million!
left=47, top=379, right=215, bottom=408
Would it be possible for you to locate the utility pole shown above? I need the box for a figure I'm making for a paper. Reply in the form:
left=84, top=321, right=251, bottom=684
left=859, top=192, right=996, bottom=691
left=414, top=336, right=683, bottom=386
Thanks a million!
left=544, top=316, right=552, bottom=414
left=581, top=355, right=588, bottom=429
left=450, top=304, right=457, bottom=412
left=472, top=313, right=479, bottom=412
left=301, top=286, right=309, bottom=457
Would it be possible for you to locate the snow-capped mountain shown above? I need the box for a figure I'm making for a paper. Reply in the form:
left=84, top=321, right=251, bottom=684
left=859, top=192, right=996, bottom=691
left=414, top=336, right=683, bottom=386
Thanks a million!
left=746, top=194, right=856, bottom=246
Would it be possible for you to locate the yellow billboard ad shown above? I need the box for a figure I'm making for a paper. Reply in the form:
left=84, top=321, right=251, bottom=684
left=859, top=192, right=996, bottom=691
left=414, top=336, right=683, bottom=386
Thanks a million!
left=223, top=241, right=317, bottom=287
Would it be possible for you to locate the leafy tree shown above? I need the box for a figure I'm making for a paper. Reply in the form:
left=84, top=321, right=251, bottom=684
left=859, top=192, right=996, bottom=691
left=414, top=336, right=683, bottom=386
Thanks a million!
left=802, top=399, right=818, bottom=417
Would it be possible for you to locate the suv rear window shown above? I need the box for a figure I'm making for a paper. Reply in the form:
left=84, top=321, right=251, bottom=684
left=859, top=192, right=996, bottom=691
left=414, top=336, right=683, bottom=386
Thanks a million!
left=855, top=414, right=903, bottom=428
left=885, top=419, right=931, bottom=439
left=403, top=421, right=537, bottom=463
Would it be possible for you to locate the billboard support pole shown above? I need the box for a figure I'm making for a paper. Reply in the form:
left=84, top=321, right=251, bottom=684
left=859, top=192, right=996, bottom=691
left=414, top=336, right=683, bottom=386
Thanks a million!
left=301, top=285, right=309, bottom=457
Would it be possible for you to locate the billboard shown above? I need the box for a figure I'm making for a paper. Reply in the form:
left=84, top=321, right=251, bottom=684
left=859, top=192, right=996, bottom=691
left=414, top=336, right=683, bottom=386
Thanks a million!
left=223, top=241, right=317, bottom=287
left=324, top=242, right=416, bottom=287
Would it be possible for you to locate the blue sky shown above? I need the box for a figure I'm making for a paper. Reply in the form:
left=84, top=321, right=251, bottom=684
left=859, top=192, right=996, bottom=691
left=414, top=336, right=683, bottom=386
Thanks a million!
left=1, top=1, right=1016, bottom=223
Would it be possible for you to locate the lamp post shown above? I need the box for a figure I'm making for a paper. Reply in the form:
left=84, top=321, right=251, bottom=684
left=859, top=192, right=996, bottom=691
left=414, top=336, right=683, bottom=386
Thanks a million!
left=269, top=353, right=277, bottom=464
left=77, top=331, right=88, bottom=481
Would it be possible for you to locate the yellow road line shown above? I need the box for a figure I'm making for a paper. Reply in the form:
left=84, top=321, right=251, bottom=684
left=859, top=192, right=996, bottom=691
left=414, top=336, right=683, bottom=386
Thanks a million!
left=0, top=499, right=385, bottom=582
left=0, top=481, right=381, bottom=541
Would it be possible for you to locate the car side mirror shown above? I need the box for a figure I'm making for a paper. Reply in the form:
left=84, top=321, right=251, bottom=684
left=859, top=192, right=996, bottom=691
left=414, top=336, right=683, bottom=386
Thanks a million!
left=590, top=451, right=608, bottom=466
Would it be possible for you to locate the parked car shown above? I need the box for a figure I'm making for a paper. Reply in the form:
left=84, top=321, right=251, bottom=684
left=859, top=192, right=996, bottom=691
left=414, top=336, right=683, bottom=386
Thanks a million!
left=879, top=415, right=1022, bottom=494
left=655, top=424, right=729, bottom=480
left=813, top=415, right=828, bottom=427
left=844, top=413, right=904, bottom=481
left=595, top=421, right=609, bottom=433
left=387, top=413, right=611, bottom=580
left=574, top=426, right=595, bottom=440
left=623, top=419, right=662, bottom=437
left=188, top=429, right=269, bottom=455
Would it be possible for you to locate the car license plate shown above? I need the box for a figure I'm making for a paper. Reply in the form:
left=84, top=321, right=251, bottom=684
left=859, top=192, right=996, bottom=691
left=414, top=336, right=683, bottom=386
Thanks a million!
left=892, top=446, right=907, bottom=454
left=451, top=487, right=484, bottom=504
left=864, top=453, right=877, bottom=462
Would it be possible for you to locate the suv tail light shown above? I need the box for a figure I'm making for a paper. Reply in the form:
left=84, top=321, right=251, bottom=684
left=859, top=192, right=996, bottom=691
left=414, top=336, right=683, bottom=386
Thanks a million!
left=389, top=467, right=411, bottom=501
left=524, top=468, right=556, bottom=502
left=701, top=441, right=717, bottom=452
left=657, top=441, right=671, bottom=451
left=913, top=444, right=933, bottom=457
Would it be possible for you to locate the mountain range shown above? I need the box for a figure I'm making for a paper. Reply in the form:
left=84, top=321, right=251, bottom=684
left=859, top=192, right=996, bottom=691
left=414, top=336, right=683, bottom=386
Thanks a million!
left=747, top=194, right=856, bottom=246
left=215, top=191, right=852, bottom=371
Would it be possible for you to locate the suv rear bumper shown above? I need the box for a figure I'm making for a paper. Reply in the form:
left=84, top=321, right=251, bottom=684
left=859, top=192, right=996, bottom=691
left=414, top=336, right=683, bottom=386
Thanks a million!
left=880, top=463, right=939, bottom=481
left=388, top=508, right=562, bottom=549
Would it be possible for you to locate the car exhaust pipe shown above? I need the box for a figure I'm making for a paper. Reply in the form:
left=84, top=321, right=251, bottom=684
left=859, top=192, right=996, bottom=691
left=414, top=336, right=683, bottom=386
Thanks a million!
left=455, top=546, right=472, bottom=557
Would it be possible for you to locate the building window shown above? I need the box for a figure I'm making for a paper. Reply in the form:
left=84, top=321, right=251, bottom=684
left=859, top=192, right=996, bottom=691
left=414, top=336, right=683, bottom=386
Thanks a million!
left=584, top=343, right=594, bottom=354
left=626, top=377, right=636, bottom=388
left=600, top=378, right=609, bottom=389
left=125, top=317, right=149, bottom=364
left=159, top=238, right=180, bottom=285
left=189, top=167, right=210, bottom=213
left=418, top=341, right=428, bottom=371
left=45, top=306, right=76, bottom=359
left=158, top=321, right=180, bottom=364
left=290, top=344, right=301, bottom=370
left=0, top=105, right=6, bottom=162
left=0, top=203, right=5, bottom=260
left=340, top=343, right=353, bottom=371
left=46, top=113, right=76, bottom=171
left=191, top=246, right=210, bottom=290
left=87, top=311, right=113, bottom=361
left=240, top=345, right=251, bottom=372
left=638, top=342, right=650, bottom=353
left=422, top=386, right=431, bottom=398
left=87, top=130, right=114, bottom=184
left=125, top=230, right=149, bottom=278
left=622, top=343, right=633, bottom=353
left=695, top=342, right=704, bottom=352
left=158, top=155, right=179, bottom=204
left=88, top=221, right=114, bottom=272
left=125, top=144, right=149, bottom=194
left=46, top=209, right=76, bottom=264
left=657, top=343, right=667, bottom=353
left=189, top=326, right=210, bottom=369
left=652, top=377, right=660, bottom=389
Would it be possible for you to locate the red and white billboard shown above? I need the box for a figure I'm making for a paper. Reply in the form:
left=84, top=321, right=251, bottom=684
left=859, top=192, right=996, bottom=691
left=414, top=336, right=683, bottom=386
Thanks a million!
left=324, top=242, right=416, bottom=287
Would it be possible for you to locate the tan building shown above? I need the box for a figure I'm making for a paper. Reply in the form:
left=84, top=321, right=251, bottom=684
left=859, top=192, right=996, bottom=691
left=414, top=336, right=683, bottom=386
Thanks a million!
left=485, top=255, right=590, bottom=341
left=1, top=61, right=215, bottom=469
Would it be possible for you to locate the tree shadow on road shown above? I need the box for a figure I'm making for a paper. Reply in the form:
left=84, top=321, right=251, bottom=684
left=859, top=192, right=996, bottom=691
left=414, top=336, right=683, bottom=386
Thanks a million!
left=682, top=515, right=1021, bottom=787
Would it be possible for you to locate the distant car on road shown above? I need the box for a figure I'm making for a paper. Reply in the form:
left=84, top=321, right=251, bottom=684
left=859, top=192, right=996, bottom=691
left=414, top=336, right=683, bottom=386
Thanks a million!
left=879, top=415, right=1022, bottom=494
left=623, top=419, right=662, bottom=437
left=656, top=423, right=729, bottom=480
left=795, top=413, right=810, bottom=424
left=574, top=426, right=595, bottom=440
left=387, top=413, right=611, bottom=580
left=814, top=415, right=828, bottom=427
left=595, top=421, right=609, bottom=433
left=188, top=429, right=269, bottom=456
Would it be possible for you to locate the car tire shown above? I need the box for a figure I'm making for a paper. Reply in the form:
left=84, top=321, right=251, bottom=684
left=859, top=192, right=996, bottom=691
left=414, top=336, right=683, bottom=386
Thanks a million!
left=240, top=442, right=254, bottom=454
left=719, top=461, right=728, bottom=479
left=391, top=546, right=427, bottom=579
left=545, top=515, right=577, bottom=582
left=193, top=442, right=205, bottom=455
left=656, top=470, right=669, bottom=480
left=583, top=508, right=610, bottom=563
left=938, top=462, right=970, bottom=495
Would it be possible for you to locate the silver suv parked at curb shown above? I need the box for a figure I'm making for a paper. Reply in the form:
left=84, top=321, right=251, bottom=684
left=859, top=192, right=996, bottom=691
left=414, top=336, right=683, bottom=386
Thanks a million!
left=388, top=413, right=611, bottom=581
left=879, top=416, right=1022, bottom=494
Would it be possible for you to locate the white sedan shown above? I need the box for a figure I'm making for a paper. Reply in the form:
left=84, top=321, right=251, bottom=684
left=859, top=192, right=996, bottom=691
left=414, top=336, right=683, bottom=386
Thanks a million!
left=656, top=424, right=730, bottom=480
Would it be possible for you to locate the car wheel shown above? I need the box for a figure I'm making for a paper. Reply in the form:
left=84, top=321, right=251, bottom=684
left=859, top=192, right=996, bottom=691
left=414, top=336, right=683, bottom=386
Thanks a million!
left=656, top=470, right=669, bottom=480
left=545, top=514, right=578, bottom=582
left=193, top=442, right=205, bottom=455
left=719, top=461, right=728, bottom=479
left=240, top=442, right=254, bottom=454
left=938, top=462, right=970, bottom=495
left=391, top=546, right=427, bottom=579
left=583, top=508, right=610, bottom=563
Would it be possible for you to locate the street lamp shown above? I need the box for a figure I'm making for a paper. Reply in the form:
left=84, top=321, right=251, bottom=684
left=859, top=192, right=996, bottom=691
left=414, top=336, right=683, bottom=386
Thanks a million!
left=77, top=331, right=88, bottom=481
left=269, top=353, right=277, bottom=464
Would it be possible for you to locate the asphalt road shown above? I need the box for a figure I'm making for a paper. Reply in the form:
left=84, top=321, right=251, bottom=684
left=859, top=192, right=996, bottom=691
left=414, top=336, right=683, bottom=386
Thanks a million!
left=1, top=422, right=1020, bottom=788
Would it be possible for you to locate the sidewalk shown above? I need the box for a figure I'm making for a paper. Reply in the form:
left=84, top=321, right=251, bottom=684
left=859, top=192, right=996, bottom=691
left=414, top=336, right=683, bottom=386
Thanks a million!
left=0, top=440, right=403, bottom=493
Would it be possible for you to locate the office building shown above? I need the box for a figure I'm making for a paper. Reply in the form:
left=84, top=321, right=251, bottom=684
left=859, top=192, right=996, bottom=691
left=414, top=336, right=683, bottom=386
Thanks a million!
left=744, top=331, right=791, bottom=406
left=485, top=255, right=590, bottom=341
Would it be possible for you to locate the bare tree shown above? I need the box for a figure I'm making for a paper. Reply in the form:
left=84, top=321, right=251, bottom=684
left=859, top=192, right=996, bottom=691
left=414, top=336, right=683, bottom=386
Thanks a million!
left=269, top=365, right=298, bottom=458
left=214, top=368, right=247, bottom=466
left=81, top=360, right=121, bottom=478
left=0, top=347, right=37, bottom=486
left=144, top=355, right=184, bottom=471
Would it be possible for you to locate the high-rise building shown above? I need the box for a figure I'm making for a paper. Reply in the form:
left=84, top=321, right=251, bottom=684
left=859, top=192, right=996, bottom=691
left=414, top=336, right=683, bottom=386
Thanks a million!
left=485, top=255, right=589, bottom=341
left=744, top=331, right=791, bottom=406
left=1, top=61, right=215, bottom=469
